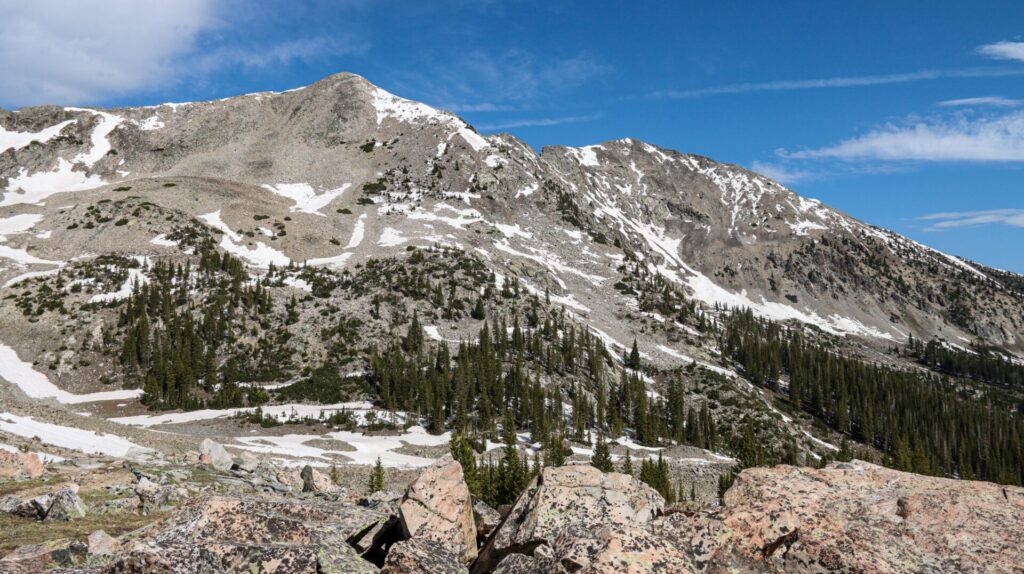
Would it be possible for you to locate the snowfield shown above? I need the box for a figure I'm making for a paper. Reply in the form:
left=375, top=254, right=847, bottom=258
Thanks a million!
left=0, top=342, right=143, bottom=404
left=0, top=412, right=143, bottom=458
left=232, top=425, right=451, bottom=468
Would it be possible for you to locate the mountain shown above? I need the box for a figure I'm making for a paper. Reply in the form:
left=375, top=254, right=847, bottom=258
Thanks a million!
left=4, top=73, right=1020, bottom=354
left=1, top=71, right=1023, bottom=498
left=2, top=70, right=1024, bottom=572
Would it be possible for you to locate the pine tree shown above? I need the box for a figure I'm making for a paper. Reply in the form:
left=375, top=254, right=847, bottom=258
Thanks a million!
left=368, top=457, right=386, bottom=493
left=622, top=449, right=633, bottom=476
left=627, top=338, right=641, bottom=370
left=591, top=433, right=613, bottom=472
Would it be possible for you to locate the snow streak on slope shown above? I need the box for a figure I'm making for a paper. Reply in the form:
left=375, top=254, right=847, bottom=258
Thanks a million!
left=0, top=412, right=143, bottom=457
left=564, top=154, right=900, bottom=341
left=345, top=214, right=367, bottom=248
left=371, top=87, right=489, bottom=152
left=261, top=183, right=350, bottom=216
left=1, top=109, right=124, bottom=206
left=0, top=343, right=143, bottom=404
left=199, top=210, right=290, bottom=268
left=0, top=120, right=76, bottom=154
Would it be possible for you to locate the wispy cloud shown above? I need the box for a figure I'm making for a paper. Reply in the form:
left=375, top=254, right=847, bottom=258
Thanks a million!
left=938, top=96, right=1022, bottom=108
left=477, top=113, right=602, bottom=131
left=647, top=67, right=1024, bottom=100
left=919, top=209, right=1024, bottom=231
left=781, top=110, right=1024, bottom=162
left=748, top=161, right=816, bottom=185
left=195, top=36, right=368, bottom=72
left=978, top=41, right=1024, bottom=63
left=446, top=103, right=519, bottom=113
left=392, top=50, right=608, bottom=113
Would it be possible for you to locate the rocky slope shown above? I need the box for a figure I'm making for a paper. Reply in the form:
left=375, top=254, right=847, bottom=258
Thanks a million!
left=2, top=452, right=1022, bottom=573
left=2, top=72, right=1022, bottom=358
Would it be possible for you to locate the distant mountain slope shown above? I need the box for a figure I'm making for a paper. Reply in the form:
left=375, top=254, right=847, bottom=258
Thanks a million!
left=3, top=72, right=1020, bottom=354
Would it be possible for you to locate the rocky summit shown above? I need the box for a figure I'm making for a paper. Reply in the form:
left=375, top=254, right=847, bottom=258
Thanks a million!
left=1, top=73, right=1024, bottom=572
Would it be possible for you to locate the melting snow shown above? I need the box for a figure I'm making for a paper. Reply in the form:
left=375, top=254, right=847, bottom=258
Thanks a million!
left=232, top=425, right=451, bottom=468
left=568, top=145, right=603, bottom=167
left=0, top=342, right=143, bottom=404
left=378, top=227, right=407, bottom=247
left=346, top=214, right=367, bottom=248
left=90, top=256, right=149, bottom=303
left=0, top=213, right=43, bottom=237
left=0, top=120, right=76, bottom=154
left=198, top=210, right=289, bottom=268
left=149, top=234, right=178, bottom=247
left=0, top=412, right=142, bottom=458
left=261, top=183, right=350, bottom=216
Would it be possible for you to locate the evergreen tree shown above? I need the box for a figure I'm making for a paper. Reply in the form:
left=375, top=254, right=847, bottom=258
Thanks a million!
left=368, top=457, right=386, bottom=493
left=591, top=433, right=614, bottom=472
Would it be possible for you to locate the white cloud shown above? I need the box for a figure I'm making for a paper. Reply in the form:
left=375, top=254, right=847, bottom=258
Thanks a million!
left=749, top=161, right=815, bottom=184
left=477, top=113, right=602, bottom=131
left=978, top=41, right=1024, bottom=63
left=938, top=96, right=1022, bottom=108
left=648, top=67, right=1024, bottom=99
left=0, top=0, right=218, bottom=106
left=782, top=110, right=1024, bottom=162
left=919, top=209, right=1024, bottom=231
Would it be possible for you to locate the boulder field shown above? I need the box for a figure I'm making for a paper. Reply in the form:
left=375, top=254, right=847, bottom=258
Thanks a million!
left=2, top=457, right=1023, bottom=573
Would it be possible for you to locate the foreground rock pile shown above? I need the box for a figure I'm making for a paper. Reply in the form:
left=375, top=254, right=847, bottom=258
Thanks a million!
left=2, top=455, right=1023, bottom=573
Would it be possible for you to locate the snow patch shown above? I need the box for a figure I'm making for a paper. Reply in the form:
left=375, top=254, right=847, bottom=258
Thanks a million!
left=377, top=227, right=407, bottom=247
left=0, top=412, right=142, bottom=458
left=346, top=214, right=367, bottom=248
left=261, top=183, right=350, bottom=216
left=0, top=342, right=143, bottom=404
left=0, top=120, right=76, bottom=154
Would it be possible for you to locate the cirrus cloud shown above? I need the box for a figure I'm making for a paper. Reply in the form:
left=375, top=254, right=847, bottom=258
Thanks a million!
left=978, top=41, right=1024, bottom=63
left=919, top=209, right=1024, bottom=231
left=781, top=110, right=1024, bottom=163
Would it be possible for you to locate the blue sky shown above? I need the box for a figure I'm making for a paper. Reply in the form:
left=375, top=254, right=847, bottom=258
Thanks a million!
left=3, top=1, right=1023, bottom=271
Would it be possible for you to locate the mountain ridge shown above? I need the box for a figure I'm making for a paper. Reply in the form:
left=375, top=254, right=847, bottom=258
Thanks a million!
left=2, top=71, right=1022, bottom=354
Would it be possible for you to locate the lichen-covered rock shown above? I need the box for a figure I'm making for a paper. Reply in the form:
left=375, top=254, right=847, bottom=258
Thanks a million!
left=0, top=450, right=44, bottom=479
left=546, top=524, right=696, bottom=573
left=134, top=477, right=169, bottom=514
left=199, top=439, right=233, bottom=472
left=490, top=554, right=546, bottom=574
left=0, top=538, right=87, bottom=573
left=0, top=493, right=40, bottom=518
left=399, top=455, right=477, bottom=565
left=660, top=460, right=1024, bottom=573
left=301, top=464, right=341, bottom=493
left=43, top=486, right=87, bottom=521
left=381, top=538, right=469, bottom=574
left=471, top=497, right=501, bottom=541
left=234, top=451, right=261, bottom=473
left=474, top=464, right=664, bottom=572
left=87, top=529, right=121, bottom=557
left=101, top=495, right=385, bottom=573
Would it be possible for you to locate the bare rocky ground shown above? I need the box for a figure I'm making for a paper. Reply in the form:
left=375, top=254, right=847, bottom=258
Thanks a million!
left=1, top=449, right=1021, bottom=573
